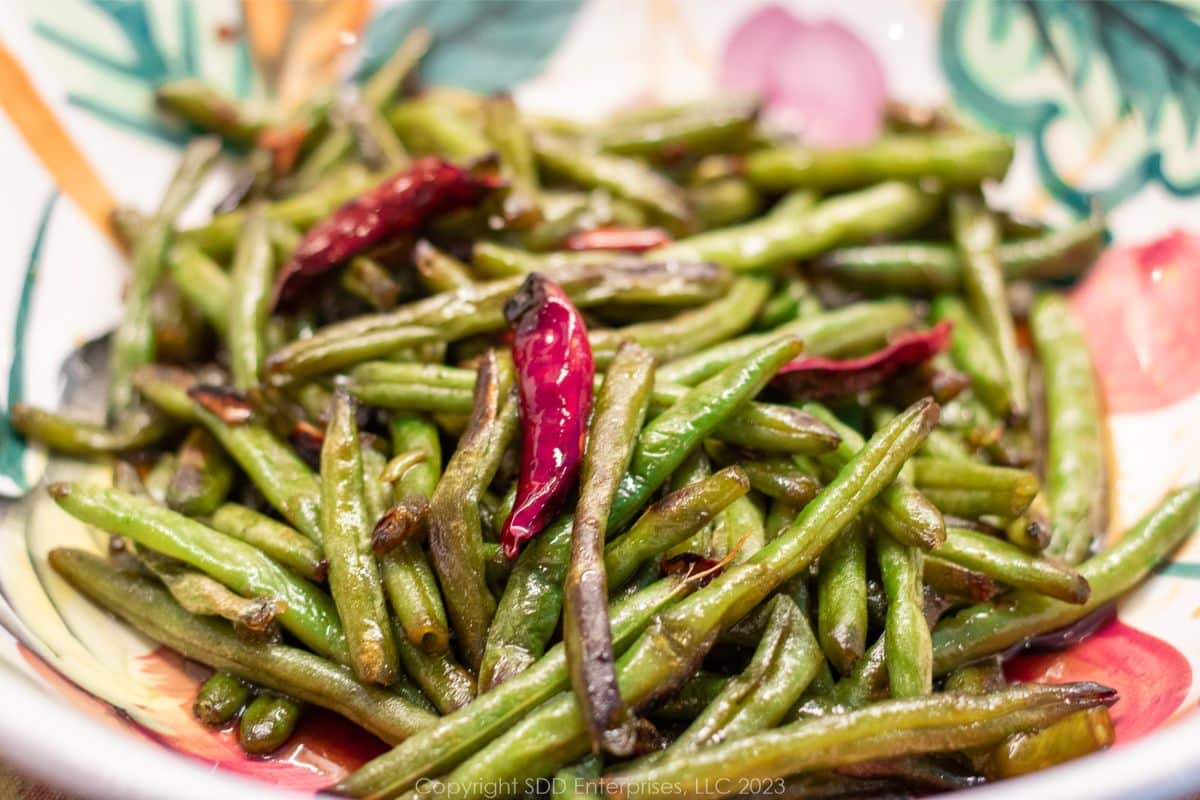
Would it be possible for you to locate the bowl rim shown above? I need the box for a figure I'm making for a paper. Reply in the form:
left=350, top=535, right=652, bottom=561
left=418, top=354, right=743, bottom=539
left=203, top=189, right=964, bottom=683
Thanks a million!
left=0, top=646, right=1197, bottom=800
left=0, top=659, right=304, bottom=800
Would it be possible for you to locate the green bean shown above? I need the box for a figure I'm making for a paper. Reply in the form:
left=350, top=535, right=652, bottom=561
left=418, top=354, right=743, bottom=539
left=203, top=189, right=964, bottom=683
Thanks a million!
left=394, top=623, right=476, bottom=715
left=940, top=527, right=1088, bottom=603
left=414, top=240, right=474, bottom=293
left=755, top=276, right=822, bottom=331
left=659, top=299, right=914, bottom=386
left=668, top=595, right=823, bottom=764
left=923, top=488, right=1034, bottom=520
left=109, top=138, right=221, bottom=416
left=226, top=206, right=273, bottom=389
left=588, top=277, right=771, bottom=366
left=266, top=260, right=730, bottom=383
left=566, top=342, right=655, bottom=755
left=334, top=578, right=688, bottom=798
left=652, top=181, right=938, bottom=272
left=413, top=403, right=936, bottom=800
left=132, top=369, right=325, bottom=538
left=208, top=503, right=328, bottom=582
left=816, top=522, right=867, bottom=675
left=430, top=352, right=516, bottom=671
left=817, top=212, right=1106, bottom=293
left=167, top=243, right=231, bottom=334
left=986, top=706, right=1114, bottom=778
left=607, top=683, right=1111, bottom=799
left=804, top=404, right=945, bottom=551
left=270, top=325, right=445, bottom=386
left=51, top=549, right=434, bottom=743
left=288, top=118, right=355, bottom=188
left=362, top=27, right=431, bottom=109
left=342, top=256, right=403, bottom=310
left=744, top=132, right=1013, bottom=191
left=933, top=483, right=1200, bottom=673
left=764, top=499, right=798, bottom=541
left=710, top=491, right=767, bottom=562
left=198, top=407, right=325, bottom=543
left=482, top=93, right=540, bottom=196
left=149, top=277, right=208, bottom=363
left=478, top=337, right=803, bottom=692
left=10, top=404, right=175, bottom=456
left=661, top=453, right=716, bottom=559
left=951, top=193, right=1027, bottom=418
left=877, top=533, right=931, bottom=698
left=351, top=355, right=838, bottom=455
left=824, top=636, right=889, bottom=711
left=355, top=104, right=411, bottom=170
left=155, top=80, right=269, bottom=146
left=930, top=294, right=1010, bottom=416
left=138, top=548, right=283, bottom=636
left=596, top=96, right=758, bottom=158
left=552, top=756, right=603, bottom=800
left=165, top=428, right=234, bottom=515
left=180, top=165, right=375, bottom=258
left=321, top=389, right=398, bottom=684
left=689, top=177, right=762, bottom=229
left=384, top=414, right=452, bottom=653
left=389, top=98, right=491, bottom=160
left=648, top=672, right=729, bottom=722
left=1005, top=493, right=1052, bottom=552
left=534, top=133, right=692, bottom=230
left=470, top=241, right=594, bottom=277
left=604, top=466, right=750, bottom=590
left=944, top=657, right=1006, bottom=695
left=923, top=555, right=998, bottom=603
left=238, top=694, right=303, bottom=754
left=51, top=482, right=347, bottom=661
left=1031, top=293, right=1107, bottom=564
left=194, top=671, right=252, bottom=726
left=143, top=452, right=178, bottom=502
left=738, top=459, right=820, bottom=507
left=912, top=457, right=1039, bottom=519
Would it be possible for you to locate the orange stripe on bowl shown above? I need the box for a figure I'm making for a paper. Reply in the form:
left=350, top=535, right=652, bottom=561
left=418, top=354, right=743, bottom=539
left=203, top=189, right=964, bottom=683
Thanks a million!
left=243, top=0, right=370, bottom=111
left=0, top=43, right=119, bottom=249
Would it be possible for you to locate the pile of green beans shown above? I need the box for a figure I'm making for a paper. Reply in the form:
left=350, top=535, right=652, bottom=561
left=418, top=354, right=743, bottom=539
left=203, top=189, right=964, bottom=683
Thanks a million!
left=18, top=35, right=1194, bottom=796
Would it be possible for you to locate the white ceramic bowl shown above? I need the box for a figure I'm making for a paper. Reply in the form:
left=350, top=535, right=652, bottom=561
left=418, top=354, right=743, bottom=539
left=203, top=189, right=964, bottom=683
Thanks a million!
left=3, top=1, right=1200, bottom=797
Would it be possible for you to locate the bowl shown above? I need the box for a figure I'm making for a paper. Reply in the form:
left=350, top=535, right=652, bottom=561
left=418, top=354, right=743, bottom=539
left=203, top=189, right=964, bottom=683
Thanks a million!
left=2, top=1, right=1200, bottom=797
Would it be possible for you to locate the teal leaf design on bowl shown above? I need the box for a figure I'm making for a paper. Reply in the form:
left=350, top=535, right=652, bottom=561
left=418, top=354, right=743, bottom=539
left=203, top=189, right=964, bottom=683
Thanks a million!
left=24, top=0, right=253, bottom=146
left=358, top=0, right=582, bottom=93
left=940, top=0, right=1200, bottom=214
left=0, top=194, right=57, bottom=498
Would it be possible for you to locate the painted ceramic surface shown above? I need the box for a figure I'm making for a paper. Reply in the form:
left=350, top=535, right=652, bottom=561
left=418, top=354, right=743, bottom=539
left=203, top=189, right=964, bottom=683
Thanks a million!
left=0, top=0, right=1199, bottom=796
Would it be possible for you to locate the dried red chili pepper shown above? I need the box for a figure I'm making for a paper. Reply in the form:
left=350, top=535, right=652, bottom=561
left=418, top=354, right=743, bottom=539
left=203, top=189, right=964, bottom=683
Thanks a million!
left=187, top=385, right=254, bottom=425
left=659, top=553, right=725, bottom=587
left=500, top=273, right=595, bottom=557
left=288, top=420, right=325, bottom=469
left=272, top=157, right=501, bottom=307
left=371, top=496, right=431, bottom=555
left=771, top=321, right=952, bottom=401
left=564, top=226, right=673, bottom=253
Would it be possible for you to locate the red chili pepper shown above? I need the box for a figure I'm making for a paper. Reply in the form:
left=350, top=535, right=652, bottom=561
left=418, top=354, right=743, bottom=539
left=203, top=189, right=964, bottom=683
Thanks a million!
left=564, top=226, right=673, bottom=253
left=187, top=385, right=254, bottom=425
left=500, top=274, right=595, bottom=557
left=659, top=553, right=725, bottom=587
left=271, top=158, right=500, bottom=307
left=771, top=321, right=952, bottom=400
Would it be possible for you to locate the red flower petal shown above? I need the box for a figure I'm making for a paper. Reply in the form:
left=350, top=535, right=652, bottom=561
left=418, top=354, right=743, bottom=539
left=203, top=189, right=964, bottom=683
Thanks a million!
left=1004, top=618, right=1191, bottom=743
left=1071, top=230, right=1200, bottom=413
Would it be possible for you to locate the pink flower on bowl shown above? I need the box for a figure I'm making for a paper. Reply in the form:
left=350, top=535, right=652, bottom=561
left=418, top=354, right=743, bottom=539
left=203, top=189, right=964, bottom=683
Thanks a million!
left=721, top=4, right=887, bottom=146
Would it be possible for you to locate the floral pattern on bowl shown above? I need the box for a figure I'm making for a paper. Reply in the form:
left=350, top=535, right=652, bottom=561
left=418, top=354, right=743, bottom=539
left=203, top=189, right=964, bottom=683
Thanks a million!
left=1, top=1, right=1199, bottom=798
